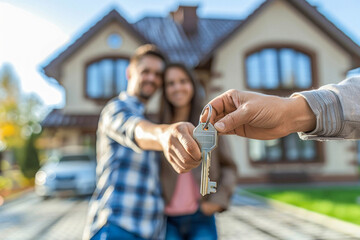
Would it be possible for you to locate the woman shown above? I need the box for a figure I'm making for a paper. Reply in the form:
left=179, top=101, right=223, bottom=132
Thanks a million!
left=160, top=63, right=238, bottom=240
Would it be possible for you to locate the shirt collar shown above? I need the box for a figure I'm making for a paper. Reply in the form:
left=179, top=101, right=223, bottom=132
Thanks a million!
left=119, top=92, right=145, bottom=113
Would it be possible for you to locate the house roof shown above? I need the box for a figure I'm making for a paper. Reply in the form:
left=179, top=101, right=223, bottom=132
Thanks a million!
left=290, top=0, right=360, bottom=67
left=42, top=9, right=147, bottom=80
left=133, top=17, right=241, bottom=67
left=203, top=0, right=360, bottom=68
left=42, top=0, right=360, bottom=81
left=42, top=109, right=99, bottom=130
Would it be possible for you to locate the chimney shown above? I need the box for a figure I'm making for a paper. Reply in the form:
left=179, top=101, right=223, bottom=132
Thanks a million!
left=170, top=5, right=198, bottom=34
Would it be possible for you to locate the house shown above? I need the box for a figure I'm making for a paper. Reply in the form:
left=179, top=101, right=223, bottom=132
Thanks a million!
left=41, top=0, right=360, bottom=183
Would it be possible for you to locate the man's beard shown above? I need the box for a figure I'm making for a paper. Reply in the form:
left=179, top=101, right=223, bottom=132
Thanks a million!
left=139, top=91, right=152, bottom=101
left=139, top=82, right=157, bottom=100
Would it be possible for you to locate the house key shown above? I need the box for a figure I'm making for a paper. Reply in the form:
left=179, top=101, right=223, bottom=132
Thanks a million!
left=193, top=104, right=218, bottom=196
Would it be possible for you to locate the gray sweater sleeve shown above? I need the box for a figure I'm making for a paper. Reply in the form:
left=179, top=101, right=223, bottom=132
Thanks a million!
left=291, top=76, right=360, bottom=140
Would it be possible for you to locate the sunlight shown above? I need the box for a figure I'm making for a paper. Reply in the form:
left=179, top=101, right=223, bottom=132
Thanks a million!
left=0, top=2, right=69, bottom=107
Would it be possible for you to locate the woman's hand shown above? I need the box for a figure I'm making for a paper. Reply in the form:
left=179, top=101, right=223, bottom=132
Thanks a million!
left=200, top=202, right=223, bottom=216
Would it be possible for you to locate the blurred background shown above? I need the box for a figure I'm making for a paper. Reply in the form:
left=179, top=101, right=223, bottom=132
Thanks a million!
left=0, top=0, right=360, bottom=239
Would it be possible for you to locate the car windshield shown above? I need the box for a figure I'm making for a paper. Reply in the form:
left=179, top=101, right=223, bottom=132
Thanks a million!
left=59, top=155, right=92, bottom=162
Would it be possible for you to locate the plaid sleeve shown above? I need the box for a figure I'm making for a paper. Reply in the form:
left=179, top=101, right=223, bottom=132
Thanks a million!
left=101, top=99, right=144, bottom=153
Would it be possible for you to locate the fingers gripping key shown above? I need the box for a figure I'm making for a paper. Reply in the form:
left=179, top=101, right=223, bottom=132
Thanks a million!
left=193, top=104, right=218, bottom=196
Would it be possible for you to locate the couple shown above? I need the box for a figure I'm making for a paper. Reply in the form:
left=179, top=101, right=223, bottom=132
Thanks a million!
left=83, top=44, right=237, bottom=240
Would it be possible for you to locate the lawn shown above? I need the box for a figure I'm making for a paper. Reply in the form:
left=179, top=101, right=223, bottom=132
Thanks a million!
left=247, top=186, right=360, bottom=226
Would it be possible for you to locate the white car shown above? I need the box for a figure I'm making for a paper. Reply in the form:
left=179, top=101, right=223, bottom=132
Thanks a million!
left=35, top=151, right=96, bottom=198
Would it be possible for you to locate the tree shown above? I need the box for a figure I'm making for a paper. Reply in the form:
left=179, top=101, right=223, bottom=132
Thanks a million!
left=0, top=64, right=43, bottom=177
left=15, top=132, right=41, bottom=178
left=0, top=64, right=23, bottom=147
left=15, top=94, right=43, bottom=178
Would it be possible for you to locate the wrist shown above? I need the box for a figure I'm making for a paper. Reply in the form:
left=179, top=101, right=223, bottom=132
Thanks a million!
left=286, top=95, right=316, bottom=134
left=156, top=124, right=170, bottom=151
left=134, top=121, right=167, bottom=151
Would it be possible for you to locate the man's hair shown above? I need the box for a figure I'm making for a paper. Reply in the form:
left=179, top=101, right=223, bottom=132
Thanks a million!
left=130, top=44, right=167, bottom=66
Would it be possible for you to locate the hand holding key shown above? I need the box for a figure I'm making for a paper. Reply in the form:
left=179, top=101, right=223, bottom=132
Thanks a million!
left=193, top=104, right=218, bottom=196
left=159, top=122, right=202, bottom=174
left=204, top=89, right=315, bottom=140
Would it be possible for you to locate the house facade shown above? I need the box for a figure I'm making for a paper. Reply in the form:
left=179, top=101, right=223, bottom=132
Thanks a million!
left=42, top=0, right=360, bottom=183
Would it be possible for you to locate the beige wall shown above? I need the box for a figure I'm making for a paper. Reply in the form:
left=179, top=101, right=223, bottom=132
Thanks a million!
left=211, top=0, right=357, bottom=180
left=61, top=22, right=142, bottom=114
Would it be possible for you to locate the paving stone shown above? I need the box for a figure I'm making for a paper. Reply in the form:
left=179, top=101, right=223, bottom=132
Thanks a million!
left=1, top=192, right=359, bottom=240
left=37, top=200, right=89, bottom=240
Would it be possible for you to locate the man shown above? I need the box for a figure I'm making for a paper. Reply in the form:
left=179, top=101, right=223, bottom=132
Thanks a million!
left=203, top=76, right=360, bottom=140
left=83, top=44, right=201, bottom=240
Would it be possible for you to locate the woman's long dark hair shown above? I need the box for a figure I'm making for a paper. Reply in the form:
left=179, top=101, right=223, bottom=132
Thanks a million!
left=160, top=63, right=205, bottom=126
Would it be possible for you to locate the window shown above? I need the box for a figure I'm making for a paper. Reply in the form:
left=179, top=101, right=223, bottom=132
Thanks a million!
left=246, top=48, right=312, bottom=90
left=107, top=33, right=122, bottom=49
left=347, top=67, right=360, bottom=78
left=86, top=58, right=129, bottom=99
left=60, top=155, right=92, bottom=162
left=249, top=133, right=319, bottom=163
left=246, top=46, right=318, bottom=164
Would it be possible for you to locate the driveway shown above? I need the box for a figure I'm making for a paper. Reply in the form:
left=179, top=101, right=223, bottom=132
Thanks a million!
left=1, top=190, right=360, bottom=240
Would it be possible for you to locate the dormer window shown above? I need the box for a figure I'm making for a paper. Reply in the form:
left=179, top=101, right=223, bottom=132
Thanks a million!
left=86, top=57, right=129, bottom=100
left=107, top=33, right=122, bottom=49
left=245, top=47, right=314, bottom=91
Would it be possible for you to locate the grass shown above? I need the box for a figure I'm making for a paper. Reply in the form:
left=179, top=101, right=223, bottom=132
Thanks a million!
left=247, top=187, right=360, bottom=226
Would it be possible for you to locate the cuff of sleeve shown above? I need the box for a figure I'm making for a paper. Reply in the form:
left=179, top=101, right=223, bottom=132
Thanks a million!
left=124, top=116, right=144, bottom=153
left=291, top=89, right=343, bottom=140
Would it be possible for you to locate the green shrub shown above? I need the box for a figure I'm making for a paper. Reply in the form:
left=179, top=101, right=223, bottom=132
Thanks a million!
left=15, top=133, right=40, bottom=178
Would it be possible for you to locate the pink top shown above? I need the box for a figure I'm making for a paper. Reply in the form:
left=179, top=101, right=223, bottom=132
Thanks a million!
left=164, top=171, right=201, bottom=216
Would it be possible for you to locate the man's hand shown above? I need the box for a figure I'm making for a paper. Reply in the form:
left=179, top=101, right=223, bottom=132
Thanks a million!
left=135, top=121, right=201, bottom=173
left=200, top=202, right=223, bottom=216
left=159, top=122, right=202, bottom=173
left=203, top=89, right=316, bottom=140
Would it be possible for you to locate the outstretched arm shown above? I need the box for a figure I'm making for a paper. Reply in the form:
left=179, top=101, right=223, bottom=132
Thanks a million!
left=206, top=76, right=360, bottom=140
left=204, top=89, right=315, bottom=140
left=101, top=99, right=201, bottom=174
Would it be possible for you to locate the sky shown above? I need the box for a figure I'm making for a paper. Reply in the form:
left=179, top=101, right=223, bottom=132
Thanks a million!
left=1, top=0, right=360, bottom=109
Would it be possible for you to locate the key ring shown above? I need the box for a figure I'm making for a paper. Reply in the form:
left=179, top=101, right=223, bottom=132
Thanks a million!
left=199, top=104, right=212, bottom=130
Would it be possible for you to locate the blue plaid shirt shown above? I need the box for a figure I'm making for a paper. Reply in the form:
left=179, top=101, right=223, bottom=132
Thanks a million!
left=83, top=93, right=165, bottom=240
